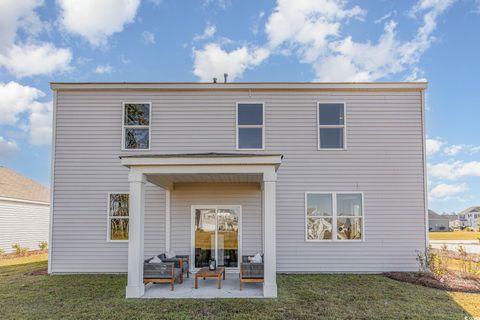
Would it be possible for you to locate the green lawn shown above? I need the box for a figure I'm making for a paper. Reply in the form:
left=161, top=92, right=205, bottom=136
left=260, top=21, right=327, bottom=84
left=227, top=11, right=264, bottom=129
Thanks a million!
left=1, top=256, right=479, bottom=319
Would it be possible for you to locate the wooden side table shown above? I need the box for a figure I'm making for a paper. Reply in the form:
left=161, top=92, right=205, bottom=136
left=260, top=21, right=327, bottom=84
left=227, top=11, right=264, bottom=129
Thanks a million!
left=194, top=267, right=226, bottom=289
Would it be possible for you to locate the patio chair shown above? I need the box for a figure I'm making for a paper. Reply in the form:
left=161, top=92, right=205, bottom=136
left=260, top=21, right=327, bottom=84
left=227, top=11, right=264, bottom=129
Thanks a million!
left=143, top=258, right=182, bottom=291
left=239, top=255, right=264, bottom=290
left=158, top=254, right=190, bottom=280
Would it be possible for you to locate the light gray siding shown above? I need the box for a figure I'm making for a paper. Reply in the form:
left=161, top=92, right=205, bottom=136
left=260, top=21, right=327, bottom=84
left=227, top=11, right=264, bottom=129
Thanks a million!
left=0, top=199, right=49, bottom=253
left=51, top=88, right=425, bottom=273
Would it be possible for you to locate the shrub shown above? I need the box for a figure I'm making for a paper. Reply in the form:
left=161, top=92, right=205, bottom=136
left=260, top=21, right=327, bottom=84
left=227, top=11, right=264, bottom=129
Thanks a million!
left=0, top=248, right=4, bottom=255
left=416, top=245, right=449, bottom=278
left=465, top=227, right=474, bottom=232
left=11, top=243, right=28, bottom=255
left=39, top=241, right=48, bottom=250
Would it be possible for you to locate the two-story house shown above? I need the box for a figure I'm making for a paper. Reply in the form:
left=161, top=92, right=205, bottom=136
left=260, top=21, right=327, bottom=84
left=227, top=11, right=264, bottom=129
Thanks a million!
left=49, top=82, right=428, bottom=298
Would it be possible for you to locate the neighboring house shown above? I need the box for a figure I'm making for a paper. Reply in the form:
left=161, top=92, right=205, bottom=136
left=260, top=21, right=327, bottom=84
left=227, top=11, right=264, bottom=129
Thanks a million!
left=0, top=166, right=50, bottom=253
left=428, top=210, right=450, bottom=231
left=459, top=206, right=480, bottom=229
left=49, top=82, right=428, bottom=298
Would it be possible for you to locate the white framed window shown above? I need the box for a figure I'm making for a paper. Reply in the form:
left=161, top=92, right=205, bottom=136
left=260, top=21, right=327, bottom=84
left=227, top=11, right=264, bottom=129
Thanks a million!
left=317, top=102, right=346, bottom=150
left=122, top=102, right=151, bottom=150
left=236, top=102, right=264, bottom=150
left=107, top=193, right=129, bottom=242
left=305, top=192, right=363, bottom=241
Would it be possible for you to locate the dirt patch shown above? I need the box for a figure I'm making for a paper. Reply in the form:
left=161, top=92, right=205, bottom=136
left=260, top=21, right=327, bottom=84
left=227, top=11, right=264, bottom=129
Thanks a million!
left=0, top=250, right=47, bottom=260
left=25, top=268, right=48, bottom=276
left=384, top=272, right=480, bottom=293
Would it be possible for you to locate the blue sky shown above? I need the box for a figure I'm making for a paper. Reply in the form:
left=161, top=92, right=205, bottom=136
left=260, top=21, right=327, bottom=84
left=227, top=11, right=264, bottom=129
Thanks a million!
left=0, top=0, right=479, bottom=214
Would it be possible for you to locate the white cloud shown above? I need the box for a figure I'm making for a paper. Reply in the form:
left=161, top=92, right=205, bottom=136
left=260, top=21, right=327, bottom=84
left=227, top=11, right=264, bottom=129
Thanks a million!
left=0, top=136, right=19, bottom=159
left=142, top=31, right=156, bottom=44
left=28, top=101, right=52, bottom=145
left=251, top=11, right=265, bottom=35
left=193, top=23, right=216, bottom=41
left=57, top=0, right=141, bottom=46
left=0, top=82, right=52, bottom=145
left=0, top=43, right=72, bottom=78
left=0, top=81, right=44, bottom=125
left=193, top=43, right=269, bottom=82
left=312, top=0, right=454, bottom=81
left=429, top=183, right=468, bottom=201
left=426, top=138, right=444, bottom=156
left=444, top=144, right=463, bottom=156
left=0, top=0, right=44, bottom=49
left=429, top=161, right=480, bottom=180
left=192, top=0, right=454, bottom=82
left=94, top=64, right=113, bottom=74
left=0, top=0, right=72, bottom=78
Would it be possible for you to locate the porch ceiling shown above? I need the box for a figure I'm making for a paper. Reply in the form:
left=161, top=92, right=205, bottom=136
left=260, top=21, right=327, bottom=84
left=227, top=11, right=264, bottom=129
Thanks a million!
left=147, top=173, right=262, bottom=187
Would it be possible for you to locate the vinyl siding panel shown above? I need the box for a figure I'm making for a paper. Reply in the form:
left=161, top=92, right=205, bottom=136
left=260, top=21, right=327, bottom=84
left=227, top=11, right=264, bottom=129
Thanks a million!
left=0, top=200, right=49, bottom=253
left=51, top=89, right=425, bottom=273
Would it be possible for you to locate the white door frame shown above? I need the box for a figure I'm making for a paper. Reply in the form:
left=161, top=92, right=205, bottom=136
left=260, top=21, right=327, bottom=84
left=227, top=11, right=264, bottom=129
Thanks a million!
left=190, top=205, right=242, bottom=272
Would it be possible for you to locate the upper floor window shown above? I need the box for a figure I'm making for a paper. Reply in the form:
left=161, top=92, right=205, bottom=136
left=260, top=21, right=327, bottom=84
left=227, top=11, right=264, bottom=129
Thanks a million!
left=108, top=193, right=129, bottom=241
left=122, top=103, right=151, bottom=150
left=236, top=103, right=264, bottom=150
left=318, top=103, right=346, bottom=149
left=306, top=192, right=363, bottom=241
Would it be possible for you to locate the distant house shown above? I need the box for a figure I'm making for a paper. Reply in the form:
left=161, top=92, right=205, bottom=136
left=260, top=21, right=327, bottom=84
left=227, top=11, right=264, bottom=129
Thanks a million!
left=459, top=206, right=480, bottom=229
left=0, top=167, right=50, bottom=253
left=428, top=210, right=450, bottom=231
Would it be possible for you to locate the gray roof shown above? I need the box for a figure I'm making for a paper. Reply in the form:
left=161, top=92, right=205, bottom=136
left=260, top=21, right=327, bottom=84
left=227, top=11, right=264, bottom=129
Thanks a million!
left=0, top=167, right=49, bottom=203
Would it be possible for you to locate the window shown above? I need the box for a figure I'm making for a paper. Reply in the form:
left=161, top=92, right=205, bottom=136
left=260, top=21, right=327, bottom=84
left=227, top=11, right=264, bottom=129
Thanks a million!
left=306, top=192, right=363, bottom=241
left=122, top=103, right=151, bottom=150
left=236, top=103, right=264, bottom=150
left=318, top=103, right=346, bottom=149
left=108, top=193, right=129, bottom=241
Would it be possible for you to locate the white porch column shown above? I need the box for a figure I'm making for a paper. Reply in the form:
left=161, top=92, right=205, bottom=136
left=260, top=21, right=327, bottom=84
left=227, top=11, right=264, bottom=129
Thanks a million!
left=263, top=170, right=277, bottom=298
left=125, top=171, right=146, bottom=298
left=165, top=189, right=171, bottom=252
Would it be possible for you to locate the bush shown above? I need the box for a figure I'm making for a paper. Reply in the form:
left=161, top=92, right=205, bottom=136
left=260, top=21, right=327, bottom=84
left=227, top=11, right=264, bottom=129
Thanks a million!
left=11, top=243, right=28, bottom=255
left=38, top=241, right=48, bottom=250
left=0, top=247, right=4, bottom=255
left=465, top=227, right=474, bottom=232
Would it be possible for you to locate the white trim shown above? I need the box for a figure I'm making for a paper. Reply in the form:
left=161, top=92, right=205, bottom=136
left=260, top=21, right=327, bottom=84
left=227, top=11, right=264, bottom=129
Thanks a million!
left=421, top=89, right=429, bottom=250
left=51, top=82, right=428, bottom=91
left=107, top=192, right=130, bottom=243
left=121, top=102, right=152, bottom=151
left=48, top=89, right=57, bottom=274
left=317, top=102, right=347, bottom=150
left=121, top=155, right=282, bottom=168
left=305, top=192, right=365, bottom=242
left=165, top=189, right=171, bottom=252
left=236, top=102, right=265, bottom=150
left=0, top=196, right=49, bottom=206
left=190, top=205, right=242, bottom=271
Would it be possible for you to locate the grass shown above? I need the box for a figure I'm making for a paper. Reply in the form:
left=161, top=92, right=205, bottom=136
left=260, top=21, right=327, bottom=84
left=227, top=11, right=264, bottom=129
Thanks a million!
left=1, top=255, right=479, bottom=319
left=430, top=231, right=480, bottom=241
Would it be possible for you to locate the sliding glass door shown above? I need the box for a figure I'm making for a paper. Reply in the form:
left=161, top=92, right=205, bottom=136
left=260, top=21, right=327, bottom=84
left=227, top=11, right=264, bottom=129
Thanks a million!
left=193, top=206, right=240, bottom=269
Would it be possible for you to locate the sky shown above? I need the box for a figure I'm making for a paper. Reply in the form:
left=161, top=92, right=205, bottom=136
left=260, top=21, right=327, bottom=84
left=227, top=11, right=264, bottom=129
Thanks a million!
left=0, top=0, right=479, bottom=214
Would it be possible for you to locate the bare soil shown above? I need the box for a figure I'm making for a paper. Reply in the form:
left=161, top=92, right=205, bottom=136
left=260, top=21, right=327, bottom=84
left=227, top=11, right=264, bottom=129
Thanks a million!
left=0, top=249, right=47, bottom=260
left=384, top=272, right=480, bottom=293
left=25, top=268, right=48, bottom=276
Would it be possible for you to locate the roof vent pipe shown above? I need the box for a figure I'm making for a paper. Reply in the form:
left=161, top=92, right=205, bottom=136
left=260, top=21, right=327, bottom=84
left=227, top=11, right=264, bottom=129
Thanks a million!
left=213, top=77, right=217, bottom=83
left=224, top=73, right=228, bottom=83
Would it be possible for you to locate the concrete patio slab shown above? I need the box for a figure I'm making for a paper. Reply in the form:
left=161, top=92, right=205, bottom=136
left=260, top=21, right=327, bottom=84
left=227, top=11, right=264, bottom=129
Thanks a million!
left=142, top=272, right=263, bottom=299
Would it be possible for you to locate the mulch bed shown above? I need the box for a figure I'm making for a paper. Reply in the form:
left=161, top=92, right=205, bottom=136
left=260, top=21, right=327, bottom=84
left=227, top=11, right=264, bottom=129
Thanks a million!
left=0, top=250, right=47, bottom=260
left=25, top=268, right=48, bottom=276
left=384, top=272, right=480, bottom=293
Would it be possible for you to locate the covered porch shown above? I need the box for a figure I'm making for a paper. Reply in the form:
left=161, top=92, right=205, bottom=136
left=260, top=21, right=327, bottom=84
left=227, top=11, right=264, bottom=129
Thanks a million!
left=120, top=153, right=282, bottom=298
